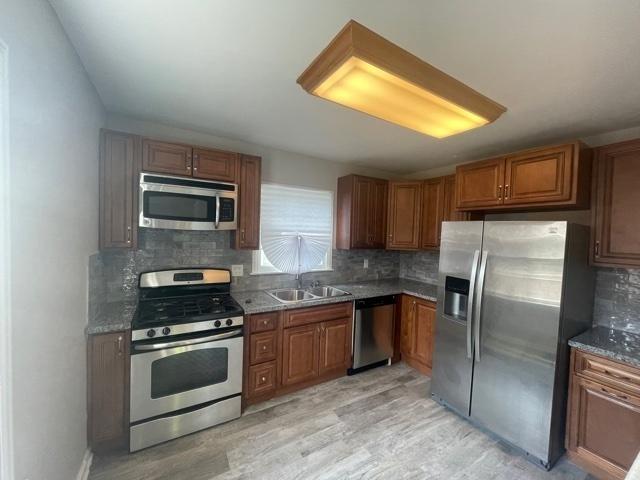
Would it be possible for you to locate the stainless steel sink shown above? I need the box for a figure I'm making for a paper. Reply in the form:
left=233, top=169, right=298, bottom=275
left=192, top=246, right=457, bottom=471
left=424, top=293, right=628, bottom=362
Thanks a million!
left=265, top=285, right=351, bottom=304
left=305, top=286, right=350, bottom=298
left=267, top=289, right=316, bottom=303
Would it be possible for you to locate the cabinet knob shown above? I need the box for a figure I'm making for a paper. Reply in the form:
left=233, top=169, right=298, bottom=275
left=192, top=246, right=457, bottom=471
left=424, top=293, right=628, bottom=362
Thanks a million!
left=263, top=319, right=268, bottom=325
left=261, top=376, right=266, bottom=382
left=594, top=241, right=600, bottom=257
left=262, top=345, right=267, bottom=351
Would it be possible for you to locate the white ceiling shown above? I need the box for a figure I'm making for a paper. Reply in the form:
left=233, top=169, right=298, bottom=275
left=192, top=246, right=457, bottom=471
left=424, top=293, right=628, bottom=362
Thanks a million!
left=51, top=0, right=640, bottom=174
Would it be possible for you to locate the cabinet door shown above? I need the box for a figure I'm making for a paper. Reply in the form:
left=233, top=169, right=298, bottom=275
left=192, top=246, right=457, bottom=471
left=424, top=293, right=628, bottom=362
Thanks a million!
left=387, top=181, right=422, bottom=250
left=568, top=376, right=640, bottom=479
left=592, top=140, right=640, bottom=267
left=456, top=157, right=505, bottom=208
left=281, top=324, right=319, bottom=386
left=420, top=177, right=445, bottom=249
left=235, top=154, right=261, bottom=249
left=443, top=175, right=468, bottom=222
left=88, top=332, right=127, bottom=448
left=319, top=318, right=351, bottom=375
left=193, top=148, right=238, bottom=182
left=400, top=295, right=415, bottom=357
left=351, top=176, right=372, bottom=248
left=369, top=179, right=388, bottom=248
left=142, top=139, right=193, bottom=176
left=504, top=144, right=573, bottom=205
left=412, top=300, right=436, bottom=368
left=99, top=130, right=139, bottom=249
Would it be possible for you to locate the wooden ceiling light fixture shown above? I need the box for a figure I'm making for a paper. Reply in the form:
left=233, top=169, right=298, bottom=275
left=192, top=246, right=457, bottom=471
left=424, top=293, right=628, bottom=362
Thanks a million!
left=297, top=20, right=506, bottom=138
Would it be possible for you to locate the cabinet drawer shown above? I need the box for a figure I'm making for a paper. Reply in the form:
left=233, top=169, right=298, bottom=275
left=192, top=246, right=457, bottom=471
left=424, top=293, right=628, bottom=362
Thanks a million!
left=575, top=350, right=640, bottom=396
left=249, top=312, right=278, bottom=333
left=283, top=301, right=353, bottom=328
left=250, top=331, right=277, bottom=365
left=247, top=361, right=277, bottom=398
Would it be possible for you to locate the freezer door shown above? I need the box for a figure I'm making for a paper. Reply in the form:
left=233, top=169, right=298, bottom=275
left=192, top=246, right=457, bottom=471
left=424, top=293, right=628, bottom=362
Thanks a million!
left=431, top=221, right=484, bottom=416
left=470, top=221, right=567, bottom=466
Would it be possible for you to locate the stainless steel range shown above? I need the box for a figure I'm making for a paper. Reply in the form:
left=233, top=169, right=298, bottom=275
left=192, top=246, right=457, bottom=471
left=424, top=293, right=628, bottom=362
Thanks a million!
left=129, top=268, right=244, bottom=452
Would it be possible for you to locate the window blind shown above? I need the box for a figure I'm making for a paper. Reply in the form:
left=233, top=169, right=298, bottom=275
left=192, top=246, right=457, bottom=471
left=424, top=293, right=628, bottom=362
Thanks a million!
left=259, top=183, right=333, bottom=274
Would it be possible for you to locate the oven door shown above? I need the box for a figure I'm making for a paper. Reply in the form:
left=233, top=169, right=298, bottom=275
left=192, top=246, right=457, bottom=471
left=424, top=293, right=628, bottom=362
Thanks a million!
left=130, top=329, right=243, bottom=422
left=139, top=174, right=237, bottom=231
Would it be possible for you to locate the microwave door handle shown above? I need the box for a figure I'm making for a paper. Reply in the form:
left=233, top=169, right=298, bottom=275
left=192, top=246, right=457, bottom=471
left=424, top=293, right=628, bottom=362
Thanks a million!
left=214, top=194, right=220, bottom=229
left=133, top=328, right=242, bottom=351
left=466, top=249, right=480, bottom=359
left=474, top=250, right=488, bottom=362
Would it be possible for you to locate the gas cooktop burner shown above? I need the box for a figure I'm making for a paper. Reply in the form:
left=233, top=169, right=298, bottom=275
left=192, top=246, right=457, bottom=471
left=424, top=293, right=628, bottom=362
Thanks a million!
left=131, top=269, right=244, bottom=340
left=134, top=294, right=243, bottom=329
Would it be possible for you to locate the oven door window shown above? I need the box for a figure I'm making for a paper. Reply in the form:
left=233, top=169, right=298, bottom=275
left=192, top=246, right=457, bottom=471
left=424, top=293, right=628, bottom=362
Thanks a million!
left=144, top=191, right=215, bottom=222
left=150, top=347, right=228, bottom=399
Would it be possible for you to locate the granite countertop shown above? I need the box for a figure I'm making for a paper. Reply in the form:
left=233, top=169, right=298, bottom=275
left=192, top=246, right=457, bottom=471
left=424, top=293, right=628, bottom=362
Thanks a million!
left=232, top=278, right=438, bottom=315
left=569, top=326, right=640, bottom=369
left=86, top=278, right=438, bottom=334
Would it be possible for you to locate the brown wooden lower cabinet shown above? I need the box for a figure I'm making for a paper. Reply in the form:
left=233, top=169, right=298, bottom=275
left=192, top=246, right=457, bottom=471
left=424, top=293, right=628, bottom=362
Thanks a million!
left=400, top=295, right=436, bottom=375
left=88, top=331, right=129, bottom=451
left=244, top=303, right=353, bottom=406
left=282, top=324, right=320, bottom=386
left=566, top=349, right=640, bottom=479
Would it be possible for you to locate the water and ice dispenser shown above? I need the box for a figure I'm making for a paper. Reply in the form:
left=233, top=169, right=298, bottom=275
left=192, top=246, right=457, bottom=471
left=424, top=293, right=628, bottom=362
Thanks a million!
left=444, top=276, right=470, bottom=322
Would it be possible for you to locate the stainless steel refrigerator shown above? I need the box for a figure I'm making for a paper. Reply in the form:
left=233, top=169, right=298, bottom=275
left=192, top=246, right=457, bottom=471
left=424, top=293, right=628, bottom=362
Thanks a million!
left=431, top=221, right=595, bottom=469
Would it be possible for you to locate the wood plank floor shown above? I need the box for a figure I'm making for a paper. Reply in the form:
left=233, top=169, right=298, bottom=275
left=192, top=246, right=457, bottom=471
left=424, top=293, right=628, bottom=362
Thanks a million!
left=90, top=362, right=594, bottom=480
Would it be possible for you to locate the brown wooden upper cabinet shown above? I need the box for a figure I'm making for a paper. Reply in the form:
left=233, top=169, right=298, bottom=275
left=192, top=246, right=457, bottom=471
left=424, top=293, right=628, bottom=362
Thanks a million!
left=455, top=142, right=592, bottom=211
left=142, top=139, right=193, bottom=176
left=193, top=147, right=237, bottom=182
left=443, top=174, right=469, bottom=222
left=420, top=177, right=445, bottom=249
left=456, top=157, right=505, bottom=209
left=143, top=139, right=238, bottom=183
left=336, top=175, right=388, bottom=249
left=591, top=139, right=640, bottom=268
left=387, top=181, right=422, bottom=250
left=99, top=129, right=140, bottom=249
left=234, top=154, right=261, bottom=250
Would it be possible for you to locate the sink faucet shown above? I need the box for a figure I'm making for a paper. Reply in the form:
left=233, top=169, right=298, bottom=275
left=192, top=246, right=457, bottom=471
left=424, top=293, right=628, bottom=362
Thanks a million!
left=295, top=272, right=303, bottom=289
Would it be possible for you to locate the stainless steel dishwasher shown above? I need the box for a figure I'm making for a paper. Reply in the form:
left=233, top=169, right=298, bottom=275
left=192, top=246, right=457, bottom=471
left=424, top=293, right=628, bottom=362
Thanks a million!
left=349, top=295, right=396, bottom=375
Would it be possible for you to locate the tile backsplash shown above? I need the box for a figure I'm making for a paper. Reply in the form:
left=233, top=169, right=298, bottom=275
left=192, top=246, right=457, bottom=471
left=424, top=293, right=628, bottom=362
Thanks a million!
left=89, top=229, right=640, bottom=334
left=399, top=250, right=440, bottom=284
left=89, top=229, right=402, bottom=311
left=593, top=267, right=640, bottom=334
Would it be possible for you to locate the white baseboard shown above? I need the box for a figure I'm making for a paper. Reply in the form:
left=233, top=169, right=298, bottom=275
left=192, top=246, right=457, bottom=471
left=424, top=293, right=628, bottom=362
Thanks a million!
left=76, top=449, right=93, bottom=480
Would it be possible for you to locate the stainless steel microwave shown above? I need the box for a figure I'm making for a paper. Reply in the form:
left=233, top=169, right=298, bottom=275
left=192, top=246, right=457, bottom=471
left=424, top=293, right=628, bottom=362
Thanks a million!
left=139, top=172, right=237, bottom=231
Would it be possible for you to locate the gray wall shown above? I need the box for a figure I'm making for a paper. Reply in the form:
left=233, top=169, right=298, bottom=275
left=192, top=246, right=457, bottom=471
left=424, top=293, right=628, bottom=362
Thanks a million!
left=2, top=0, right=105, bottom=478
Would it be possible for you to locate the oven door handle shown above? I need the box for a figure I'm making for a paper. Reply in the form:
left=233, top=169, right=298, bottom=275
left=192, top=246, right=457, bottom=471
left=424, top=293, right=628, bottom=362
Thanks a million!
left=214, top=194, right=220, bottom=229
left=133, top=328, right=242, bottom=351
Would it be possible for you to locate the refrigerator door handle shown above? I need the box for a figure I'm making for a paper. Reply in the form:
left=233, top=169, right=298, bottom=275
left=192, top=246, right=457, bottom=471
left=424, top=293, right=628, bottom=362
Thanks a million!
left=466, top=249, right=481, bottom=359
left=474, top=250, right=488, bottom=362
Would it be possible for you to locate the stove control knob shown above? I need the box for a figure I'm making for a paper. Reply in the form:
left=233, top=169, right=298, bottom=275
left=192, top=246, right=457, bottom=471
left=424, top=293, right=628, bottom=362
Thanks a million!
left=146, top=329, right=156, bottom=338
left=214, top=320, right=222, bottom=328
left=226, top=318, right=233, bottom=326
left=162, top=327, right=171, bottom=336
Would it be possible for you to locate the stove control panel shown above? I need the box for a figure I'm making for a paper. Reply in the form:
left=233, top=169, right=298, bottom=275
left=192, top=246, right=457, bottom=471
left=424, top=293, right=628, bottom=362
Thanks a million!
left=132, top=315, right=245, bottom=342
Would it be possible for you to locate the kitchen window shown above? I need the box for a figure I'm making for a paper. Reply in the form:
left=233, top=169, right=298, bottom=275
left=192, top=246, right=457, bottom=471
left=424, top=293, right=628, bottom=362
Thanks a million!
left=252, top=183, right=333, bottom=275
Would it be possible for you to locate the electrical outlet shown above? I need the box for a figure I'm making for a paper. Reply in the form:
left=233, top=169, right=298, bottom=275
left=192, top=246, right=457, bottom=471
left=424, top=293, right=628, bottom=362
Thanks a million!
left=231, top=265, right=244, bottom=277
left=363, top=258, right=369, bottom=269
